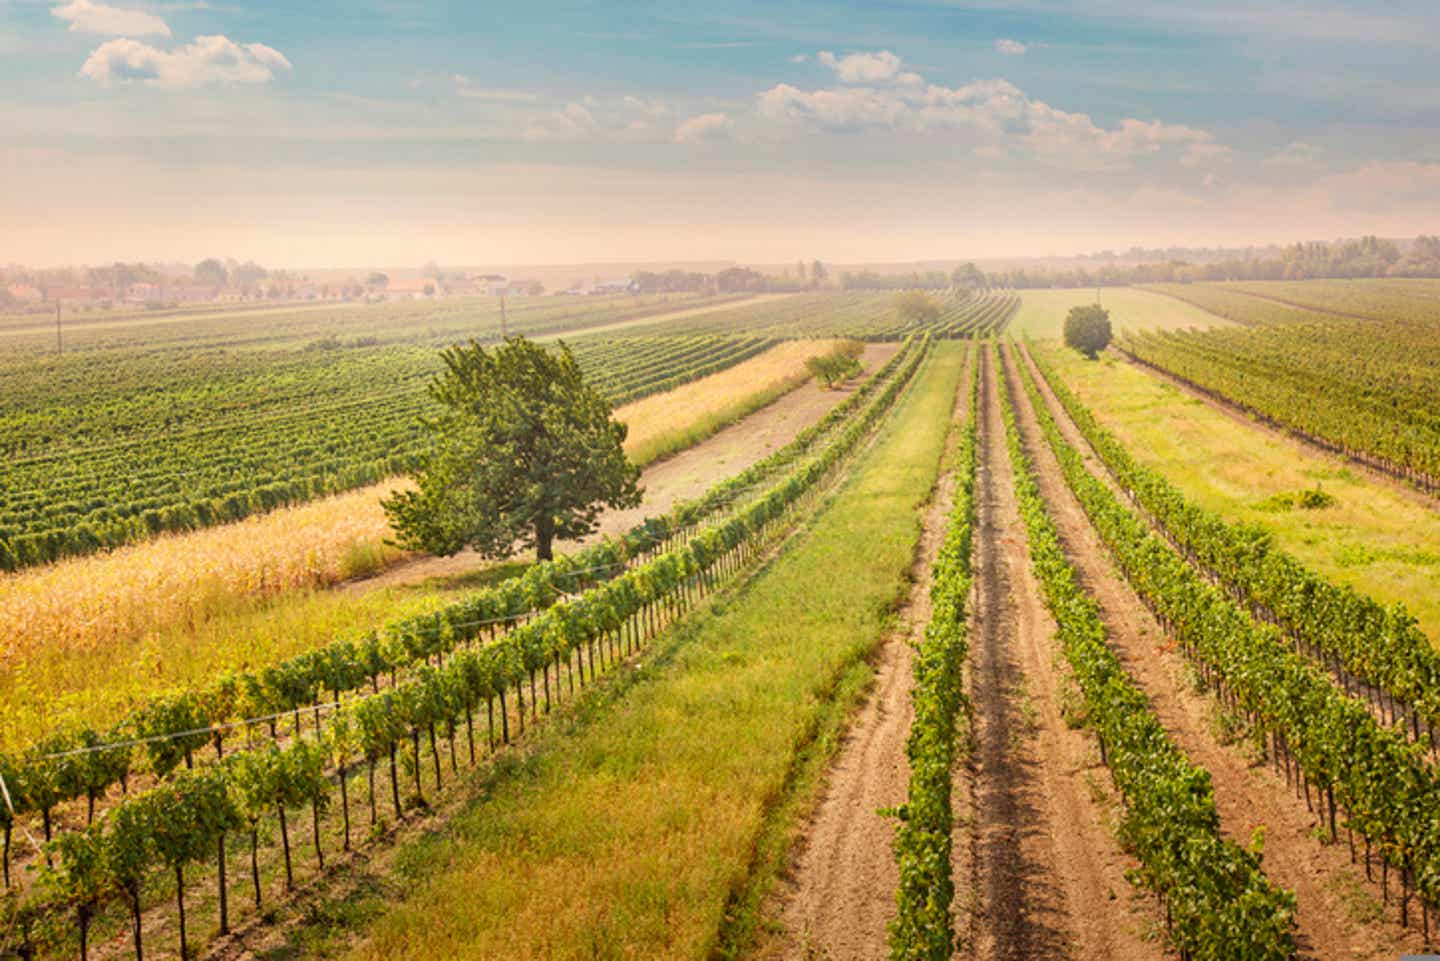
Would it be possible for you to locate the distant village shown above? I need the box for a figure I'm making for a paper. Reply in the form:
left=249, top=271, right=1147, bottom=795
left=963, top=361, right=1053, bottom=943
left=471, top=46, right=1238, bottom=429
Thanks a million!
left=0, top=258, right=639, bottom=313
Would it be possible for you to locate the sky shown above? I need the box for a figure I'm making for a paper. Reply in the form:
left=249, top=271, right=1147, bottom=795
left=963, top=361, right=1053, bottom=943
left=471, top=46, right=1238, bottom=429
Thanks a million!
left=4, top=0, right=1440, bottom=267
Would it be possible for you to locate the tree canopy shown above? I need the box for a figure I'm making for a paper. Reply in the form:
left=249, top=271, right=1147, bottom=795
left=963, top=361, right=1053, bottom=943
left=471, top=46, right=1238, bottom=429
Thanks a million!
left=194, top=258, right=228, bottom=287
left=893, top=290, right=942, bottom=326
left=383, top=337, right=642, bottom=561
left=1064, top=304, right=1113, bottom=359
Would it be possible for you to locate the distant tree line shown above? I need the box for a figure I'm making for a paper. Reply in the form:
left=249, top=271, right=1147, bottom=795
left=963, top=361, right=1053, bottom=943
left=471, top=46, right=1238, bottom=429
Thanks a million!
left=631, top=262, right=830, bottom=294
left=989, top=235, right=1440, bottom=288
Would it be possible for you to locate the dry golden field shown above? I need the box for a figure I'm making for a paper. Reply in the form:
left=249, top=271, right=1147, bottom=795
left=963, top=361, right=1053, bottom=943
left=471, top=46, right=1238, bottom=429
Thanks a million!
left=0, top=340, right=832, bottom=746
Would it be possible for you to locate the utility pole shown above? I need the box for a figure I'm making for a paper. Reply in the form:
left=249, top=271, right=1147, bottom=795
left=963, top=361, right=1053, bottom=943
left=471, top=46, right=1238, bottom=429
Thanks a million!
left=1096, top=286, right=1103, bottom=307
left=500, top=294, right=508, bottom=339
left=55, top=300, right=62, bottom=355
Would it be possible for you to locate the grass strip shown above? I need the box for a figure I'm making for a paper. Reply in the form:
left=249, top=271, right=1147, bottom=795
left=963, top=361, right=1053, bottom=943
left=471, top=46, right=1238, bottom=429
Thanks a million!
left=888, top=346, right=978, bottom=960
left=335, top=343, right=965, bottom=961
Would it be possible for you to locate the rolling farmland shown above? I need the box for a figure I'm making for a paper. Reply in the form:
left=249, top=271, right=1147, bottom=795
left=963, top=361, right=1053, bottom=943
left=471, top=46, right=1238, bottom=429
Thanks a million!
left=0, top=291, right=1012, bottom=571
left=2, top=279, right=1438, bottom=961
left=1130, top=281, right=1440, bottom=493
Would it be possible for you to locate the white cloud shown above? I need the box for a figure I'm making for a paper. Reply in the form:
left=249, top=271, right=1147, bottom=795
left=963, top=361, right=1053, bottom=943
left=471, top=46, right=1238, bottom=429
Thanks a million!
left=673, top=112, right=733, bottom=144
left=995, top=38, right=1028, bottom=55
left=816, top=49, right=904, bottom=84
left=52, top=0, right=170, bottom=37
left=1263, top=141, right=1323, bottom=169
left=757, top=66, right=1228, bottom=173
left=788, top=53, right=809, bottom=63
left=80, top=35, right=291, bottom=87
left=453, top=75, right=538, bottom=102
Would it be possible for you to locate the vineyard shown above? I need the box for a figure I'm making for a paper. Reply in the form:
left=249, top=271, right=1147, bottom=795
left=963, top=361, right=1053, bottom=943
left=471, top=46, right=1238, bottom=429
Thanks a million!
left=4, top=278, right=1438, bottom=961
left=0, top=334, right=776, bottom=570
left=1130, top=281, right=1440, bottom=493
left=0, top=291, right=1012, bottom=571
left=0, top=336, right=932, bottom=959
left=621, top=288, right=1018, bottom=340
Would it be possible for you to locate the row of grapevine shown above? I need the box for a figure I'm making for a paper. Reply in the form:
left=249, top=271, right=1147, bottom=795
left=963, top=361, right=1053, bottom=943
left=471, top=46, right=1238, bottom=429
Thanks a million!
left=0, top=291, right=729, bottom=372
left=1021, top=343, right=1440, bottom=753
left=931, top=291, right=1019, bottom=339
left=616, top=290, right=1015, bottom=341
left=888, top=347, right=978, bottom=960
left=1007, top=344, right=1440, bottom=938
left=0, top=334, right=780, bottom=571
left=0, top=337, right=932, bottom=894
left=1221, top=280, right=1440, bottom=328
left=5, top=336, right=935, bottom=961
left=996, top=345, right=1297, bottom=961
left=1120, top=288, right=1440, bottom=493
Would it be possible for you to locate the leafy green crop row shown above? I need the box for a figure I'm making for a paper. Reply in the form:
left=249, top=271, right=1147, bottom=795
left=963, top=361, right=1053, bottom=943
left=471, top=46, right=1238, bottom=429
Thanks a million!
left=0, top=336, right=933, bottom=961
left=622, top=289, right=1017, bottom=341
left=998, top=345, right=1297, bottom=961
left=1127, top=283, right=1440, bottom=493
left=1009, top=343, right=1440, bottom=941
left=889, top=346, right=978, bottom=961
left=0, top=335, right=774, bottom=571
left=0, top=338, right=931, bottom=897
left=1023, top=342, right=1440, bottom=754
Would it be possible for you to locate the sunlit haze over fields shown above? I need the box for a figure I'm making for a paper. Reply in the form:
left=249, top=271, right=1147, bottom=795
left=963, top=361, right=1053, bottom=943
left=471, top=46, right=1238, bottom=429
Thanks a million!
left=5, top=0, right=1440, bottom=265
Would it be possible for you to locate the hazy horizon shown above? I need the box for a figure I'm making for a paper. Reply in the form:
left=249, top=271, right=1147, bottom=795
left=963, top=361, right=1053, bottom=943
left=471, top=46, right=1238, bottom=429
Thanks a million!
left=6, top=0, right=1440, bottom=266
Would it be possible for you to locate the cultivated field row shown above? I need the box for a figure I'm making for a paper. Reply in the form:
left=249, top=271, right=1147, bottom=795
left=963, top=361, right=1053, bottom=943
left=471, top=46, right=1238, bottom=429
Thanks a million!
left=0, top=339, right=934, bottom=961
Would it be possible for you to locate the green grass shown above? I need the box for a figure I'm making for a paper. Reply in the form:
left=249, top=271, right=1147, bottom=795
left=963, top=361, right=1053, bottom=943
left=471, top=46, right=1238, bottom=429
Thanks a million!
left=1035, top=340, right=1440, bottom=645
left=1012, top=287, right=1231, bottom=339
left=325, top=343, right=965, bottom=961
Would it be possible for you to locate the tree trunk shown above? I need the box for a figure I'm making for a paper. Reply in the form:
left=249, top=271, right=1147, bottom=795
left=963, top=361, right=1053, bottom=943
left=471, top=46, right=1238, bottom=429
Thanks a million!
left=390, top=745, right=402, bottom=819
left=312, top=796, right=325, bottom=869
left=536, top=514, right=555, bottom=562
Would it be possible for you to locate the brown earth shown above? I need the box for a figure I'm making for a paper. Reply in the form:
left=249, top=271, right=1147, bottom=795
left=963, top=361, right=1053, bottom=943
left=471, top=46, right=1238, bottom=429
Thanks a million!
left=754, top=349, right=969, bottom=961
left=1001, top=342, right=1430, bottom=959
left=344, top=343, right=898, bottom=593
left=964, top=348, right=1159, bottom=961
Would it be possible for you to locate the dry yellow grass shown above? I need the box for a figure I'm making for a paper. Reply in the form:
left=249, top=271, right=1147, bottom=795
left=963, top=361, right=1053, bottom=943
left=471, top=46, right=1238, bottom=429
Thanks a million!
left=618, top=338, right=836, bottom=458
left=0, top=340, right=832, bottom=744
left=0, top=484, right=403, bottom=666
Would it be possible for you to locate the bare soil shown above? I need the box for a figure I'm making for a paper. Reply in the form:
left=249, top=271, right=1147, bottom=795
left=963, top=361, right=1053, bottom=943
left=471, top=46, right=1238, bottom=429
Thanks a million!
left=964, top=349, right=1159, bottom=961
left=754, top=350, right=967, bottom=961
left=1001, top=343, right=1430, bottom=959
left=344, top=343, right=898, bottom=593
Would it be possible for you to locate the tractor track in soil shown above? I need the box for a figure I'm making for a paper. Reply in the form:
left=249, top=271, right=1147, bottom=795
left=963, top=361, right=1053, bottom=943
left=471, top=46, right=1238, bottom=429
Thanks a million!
left=1000, top=342, right=1429, bottom=960
left=962, top=349, right=1158, bottom=961
left=753, top=350, right=971, bottom=961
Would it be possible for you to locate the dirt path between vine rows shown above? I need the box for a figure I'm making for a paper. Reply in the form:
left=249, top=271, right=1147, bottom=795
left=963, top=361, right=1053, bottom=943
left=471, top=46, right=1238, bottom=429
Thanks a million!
left=753, top=351, right=969, bottom=961
left=345, top=343, right=899, bottom=592
left=999, top=343, right=1429, bottom=960
left=964, top=349, right=1158, bottom=961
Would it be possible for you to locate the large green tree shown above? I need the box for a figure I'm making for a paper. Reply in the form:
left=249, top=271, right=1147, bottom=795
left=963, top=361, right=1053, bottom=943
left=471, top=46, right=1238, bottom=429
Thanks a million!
left=384, top=337, right=642, bottom=561
left=1064, top=304, right=1113, bottom=359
